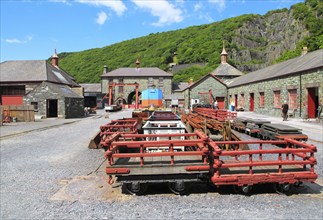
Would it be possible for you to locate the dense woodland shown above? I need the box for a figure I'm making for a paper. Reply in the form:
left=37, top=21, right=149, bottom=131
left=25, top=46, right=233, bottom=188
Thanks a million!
left=53, top=0, right=322, bottom=84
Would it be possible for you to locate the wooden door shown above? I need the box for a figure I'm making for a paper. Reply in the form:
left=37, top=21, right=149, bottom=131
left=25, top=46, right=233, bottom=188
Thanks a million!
left=307, top=88, right=318, bottom=118
left=249, top=93, right=254, bottom=111
left=217, top=97, right=225, bottom=109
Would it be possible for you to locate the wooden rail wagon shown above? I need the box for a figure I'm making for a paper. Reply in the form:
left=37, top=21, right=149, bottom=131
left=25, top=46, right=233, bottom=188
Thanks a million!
left=245, top=119, right=271, bottom=137
left=259, top=123, right=308, bottom=141
left=103, top=131, right=317, bottom=195
left=88, top=118, right=142, bottom=149
left=142, top=111, right=187, bottom=152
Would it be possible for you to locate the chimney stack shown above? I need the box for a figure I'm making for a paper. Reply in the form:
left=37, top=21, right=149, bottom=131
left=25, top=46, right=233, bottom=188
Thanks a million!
left=301, top=47, right=308, bottom=56
left=221, top=46, right=227, bottom=64
left=135, top=58, right=140, bottom=68
left=52, top=49, right=59, bottom=66
left=188, top=78, right=194, bottom=85
left=103, top=65, right=108, bottom=74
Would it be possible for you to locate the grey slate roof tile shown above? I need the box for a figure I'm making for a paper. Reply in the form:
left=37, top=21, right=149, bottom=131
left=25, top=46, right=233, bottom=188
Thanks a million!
left=172, top=82, right=189, bottom=92
left=228, top=49, right=323, bottom=87
left=0, top=60, right=80, bottom=87
left=80, top=83, right=101, bottom=93
left=211, top=63, right=244, bottom=76
left=101, top=67, right=172, bottom=77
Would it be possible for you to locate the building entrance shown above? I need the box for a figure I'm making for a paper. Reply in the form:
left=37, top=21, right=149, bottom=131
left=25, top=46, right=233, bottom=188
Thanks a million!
left=307, top=87, right=319, bottom=118
left=249, top=93, right=254, bottom=111
left=47, top=99, right=58, bottom=118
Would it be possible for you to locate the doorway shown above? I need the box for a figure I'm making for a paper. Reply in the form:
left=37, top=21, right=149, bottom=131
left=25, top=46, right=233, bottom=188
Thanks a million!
left=47, top=99, right=58, bottom=118
left=216, top=97, right=225, bottom=109
left=249, top=93, right=254, bottom=111
left=234, top=94, right=238, bottom=108
left=307, top=87, right=318, bottom=118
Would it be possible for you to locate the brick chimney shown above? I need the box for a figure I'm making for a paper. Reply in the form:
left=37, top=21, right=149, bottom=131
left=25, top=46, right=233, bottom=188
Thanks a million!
left=188, top=78, right=194, bottom=85
left=103, top=65, right=108, bottom=74
left=52, top=48, right=59, bottom=66
left=221, top=46, right=227, bottom=64
left=301, top=47, right=308, bottom=56
left=136, top=58, right=140, bottom=68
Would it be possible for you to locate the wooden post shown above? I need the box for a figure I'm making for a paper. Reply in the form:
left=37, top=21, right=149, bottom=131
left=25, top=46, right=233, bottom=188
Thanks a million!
left=135, top=83, right=139, bottom=110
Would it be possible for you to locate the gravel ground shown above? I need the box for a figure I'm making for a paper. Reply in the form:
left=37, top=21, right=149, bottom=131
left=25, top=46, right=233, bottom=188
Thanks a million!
left=0, top=109, right=322, bottom=219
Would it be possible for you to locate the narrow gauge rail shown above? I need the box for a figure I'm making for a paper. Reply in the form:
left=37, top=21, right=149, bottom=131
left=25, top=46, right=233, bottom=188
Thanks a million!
left=103, top=130, right=317, bottom=195
left=231, top=117, right=308, bottom=141
left=88, top=118, right=142, bottom=149
left=92, top=109, right=317, bottom=195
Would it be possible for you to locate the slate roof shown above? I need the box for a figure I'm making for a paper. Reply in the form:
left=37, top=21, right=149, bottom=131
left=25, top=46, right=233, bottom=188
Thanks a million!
left=0, top=60, right=80, bottom=87
left=164, top=94, right=184, bottom=100
left=101, top=67, right=173, bottom=77
left=44, top=82, right=83, bottom=98
left=172, top=82, right=189, bottom=92
left=182, top=74, right=227, bottom=91
left=211, top=63, right=243, bottom=77
left=80, top=83, right=101, bottom=93
left=228, top=49, right=323, bottom=88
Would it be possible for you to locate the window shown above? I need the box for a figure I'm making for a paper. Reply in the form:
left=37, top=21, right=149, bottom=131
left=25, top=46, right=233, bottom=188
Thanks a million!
left=118, top=79, right=124, bottom=93
left=148, top=77, right=154, bottom=85
left=158, top=77, right=163, bottom=85
left=259, top=92, right=265, bottom=108
left=31, top=102, right=38, bottom=112
left=288, top=89, right=297, bottom=110
left=108, top=78, right=113, bottom=84
left=0, top=86, right=25, bottom=95
left=240, top=94, right=245, bottom=107
left=274, top=90, right=280, bottom=108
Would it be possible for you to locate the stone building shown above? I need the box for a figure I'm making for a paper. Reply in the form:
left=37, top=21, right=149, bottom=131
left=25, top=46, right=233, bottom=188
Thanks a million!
left=227, top=49, right=323, bottom=119
left=80, top=83, right=103, bottom=108
left=180, top=74, right=228, bottom=109
left=100, top=59, right=172, bottom=105
left=173, top=47, right=242, bottom=109
left=0, top=50, right=84, bottom=118
left=211, top=47, right=244, bottom=84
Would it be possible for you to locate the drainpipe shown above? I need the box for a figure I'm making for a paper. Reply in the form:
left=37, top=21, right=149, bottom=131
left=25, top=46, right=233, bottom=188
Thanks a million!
left=299, top=72, right=302, bottom=117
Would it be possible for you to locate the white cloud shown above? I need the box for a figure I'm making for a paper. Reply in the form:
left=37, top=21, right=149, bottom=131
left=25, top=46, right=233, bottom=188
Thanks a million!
left=5, top=35, right=33, bottom=44
left=76, top=0, right=127, bottom=16
left=199, top=13, right=214, bottom=23
left=49, top=0, right=68, bottom=3
left=5, top=39, right=23, bottom=44
left=194, top=2, right=202, bottom=12
left=131, top=0, right=183, bottom=26
left=209, top=0, right=226, bottom=12
left=49, top=0, right=72, bottom=5
left=96, top=11, right=108, bottom=25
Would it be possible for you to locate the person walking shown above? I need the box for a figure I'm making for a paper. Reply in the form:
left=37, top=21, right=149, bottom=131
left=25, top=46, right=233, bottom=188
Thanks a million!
left=281, top=101, right=289, bottom=121
left=317, top=103, right=322, bottom=122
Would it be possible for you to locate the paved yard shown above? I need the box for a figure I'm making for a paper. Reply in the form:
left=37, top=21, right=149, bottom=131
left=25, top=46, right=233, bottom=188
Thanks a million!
left=0, top=109, right=322, bottom=219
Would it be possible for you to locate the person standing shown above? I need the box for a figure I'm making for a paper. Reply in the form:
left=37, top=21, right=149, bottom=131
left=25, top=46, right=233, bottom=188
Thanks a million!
left=213, top=99, right=219, bottom=110
left=231, top=100, right=235, bottom=111
left=281, top=100, right=289, bottom=121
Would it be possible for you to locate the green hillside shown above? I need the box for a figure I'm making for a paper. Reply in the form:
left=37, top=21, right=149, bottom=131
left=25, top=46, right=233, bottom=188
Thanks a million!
left=54, top=0, right=322, bottom=83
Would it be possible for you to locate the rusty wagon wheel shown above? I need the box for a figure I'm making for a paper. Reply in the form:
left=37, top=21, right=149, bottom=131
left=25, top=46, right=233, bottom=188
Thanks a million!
left=124, top=182, right=148, bottom=195
left=273, top=183, right=292, bottom=195
left=233, top=185, right=253, bottom=195
left=168, top=181, right=186, bottom=195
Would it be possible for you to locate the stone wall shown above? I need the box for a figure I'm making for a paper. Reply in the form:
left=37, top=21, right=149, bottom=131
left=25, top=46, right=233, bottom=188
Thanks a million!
left=101, top=76, right=172, bottom=105
left=24, top=82, right=84, bottom=118
left=228, top=69, right=323, bottom=118
left=182, top=75, right=228, bottom=109
left=65, top=97, right=84, bottom=118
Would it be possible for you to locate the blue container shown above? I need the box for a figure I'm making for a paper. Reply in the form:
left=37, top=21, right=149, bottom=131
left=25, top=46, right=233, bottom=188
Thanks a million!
left=142, top=89, right=163, bottom=101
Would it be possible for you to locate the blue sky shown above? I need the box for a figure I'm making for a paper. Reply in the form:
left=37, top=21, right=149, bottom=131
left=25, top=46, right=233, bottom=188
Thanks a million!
left=1, top=0, right=304, bottom=62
